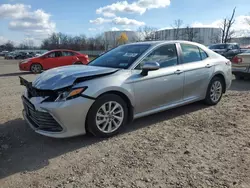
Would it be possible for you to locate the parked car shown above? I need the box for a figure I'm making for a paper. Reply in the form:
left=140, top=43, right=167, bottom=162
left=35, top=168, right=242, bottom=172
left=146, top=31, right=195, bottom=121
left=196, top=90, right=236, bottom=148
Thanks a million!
left=0, top=51, right=9, bottom=56
left=14, top=52, right=33, bottom=60
left=209, top=43, right=241, bottom=59
left=19, top=49, right=89, bottom=73
left=4, top=52, right=17, bottom=59
left=20, top=41, right=232, bottom=138
left=231, top=49, right=250, bottom=79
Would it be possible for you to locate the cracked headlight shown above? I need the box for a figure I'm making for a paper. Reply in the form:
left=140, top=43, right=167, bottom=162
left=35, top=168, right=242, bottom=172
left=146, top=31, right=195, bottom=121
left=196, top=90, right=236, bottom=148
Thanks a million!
left=55, top=87, right=88, bottom=102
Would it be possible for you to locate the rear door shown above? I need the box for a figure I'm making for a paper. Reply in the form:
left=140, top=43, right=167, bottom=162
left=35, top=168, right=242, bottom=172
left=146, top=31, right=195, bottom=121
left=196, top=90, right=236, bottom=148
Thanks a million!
left=60, top=51, right=77, bottom=66
left=180, top=43, right=215, bottom=101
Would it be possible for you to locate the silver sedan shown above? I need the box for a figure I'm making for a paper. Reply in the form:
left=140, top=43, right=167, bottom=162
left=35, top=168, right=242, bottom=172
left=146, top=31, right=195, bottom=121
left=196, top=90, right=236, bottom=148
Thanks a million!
left=20, top=41, right=232, bottom=138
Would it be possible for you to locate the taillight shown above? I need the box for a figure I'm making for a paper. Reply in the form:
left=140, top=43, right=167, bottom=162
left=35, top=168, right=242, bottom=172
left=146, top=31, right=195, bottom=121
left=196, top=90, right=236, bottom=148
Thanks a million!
left=232, top=56, right=242, bottom=64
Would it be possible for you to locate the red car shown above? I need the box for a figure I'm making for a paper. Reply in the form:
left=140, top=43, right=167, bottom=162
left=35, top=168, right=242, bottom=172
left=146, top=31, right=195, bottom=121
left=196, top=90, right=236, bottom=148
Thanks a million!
left=19, top=49, right=89, bottom=73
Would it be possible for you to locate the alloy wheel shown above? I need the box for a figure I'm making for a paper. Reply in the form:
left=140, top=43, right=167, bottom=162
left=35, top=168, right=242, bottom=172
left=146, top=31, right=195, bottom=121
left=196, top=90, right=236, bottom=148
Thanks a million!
left=96, top=101, right=124, bottom=133
left=210, top=81, right=222, bottom=103
left=31, top=64, right=41, bottom=73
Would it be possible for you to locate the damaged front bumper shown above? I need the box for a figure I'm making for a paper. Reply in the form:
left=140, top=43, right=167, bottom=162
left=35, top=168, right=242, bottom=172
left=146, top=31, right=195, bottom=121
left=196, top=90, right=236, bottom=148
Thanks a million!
left=20, top=76, right=95, bottom=138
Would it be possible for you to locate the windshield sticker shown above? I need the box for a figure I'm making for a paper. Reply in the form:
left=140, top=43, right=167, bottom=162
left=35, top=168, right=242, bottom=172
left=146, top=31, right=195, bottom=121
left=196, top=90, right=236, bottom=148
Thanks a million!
left=123, top=53, right=138, bottom=57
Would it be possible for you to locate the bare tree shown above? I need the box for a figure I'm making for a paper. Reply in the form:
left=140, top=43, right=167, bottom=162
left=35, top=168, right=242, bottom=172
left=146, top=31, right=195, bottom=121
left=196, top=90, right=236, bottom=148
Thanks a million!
left=137, top=26, right=157, bottom=41
left=221, top=7, right=236, bottom=43
left=172, top=19, right=183, bottom=40
left=183, top=26, right=198, bottom=42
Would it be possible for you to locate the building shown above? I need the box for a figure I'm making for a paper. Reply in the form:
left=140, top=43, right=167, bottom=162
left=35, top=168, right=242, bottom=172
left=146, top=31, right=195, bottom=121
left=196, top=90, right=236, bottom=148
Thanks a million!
left=155, top=27, right=222, bottom=46
left=231, top=37, right=250, bottom=48
left=104, top=31, right=140, bottom=50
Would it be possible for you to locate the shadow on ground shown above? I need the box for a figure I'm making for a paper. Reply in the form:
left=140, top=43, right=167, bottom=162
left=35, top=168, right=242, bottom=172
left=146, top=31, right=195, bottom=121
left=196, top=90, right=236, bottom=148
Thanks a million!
left=0, top=102, right=207, bottom=179
left=229, top=79, right=250, bottom=91
left=0, top=72, right=33, bottom=78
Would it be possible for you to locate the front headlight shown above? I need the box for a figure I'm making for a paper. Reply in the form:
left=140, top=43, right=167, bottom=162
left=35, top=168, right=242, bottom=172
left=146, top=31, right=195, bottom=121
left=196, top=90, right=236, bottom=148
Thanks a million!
left=55, top=87, right=88, bottom=102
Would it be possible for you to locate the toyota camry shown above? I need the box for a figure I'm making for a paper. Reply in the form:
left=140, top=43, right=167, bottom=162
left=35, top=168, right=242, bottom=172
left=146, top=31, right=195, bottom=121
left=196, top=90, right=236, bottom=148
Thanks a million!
left=20, top=41, right=232, bottom=138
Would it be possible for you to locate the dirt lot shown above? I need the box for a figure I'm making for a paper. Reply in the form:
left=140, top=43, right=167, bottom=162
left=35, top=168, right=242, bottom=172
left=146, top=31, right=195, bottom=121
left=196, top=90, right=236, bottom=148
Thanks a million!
left=0, top=58, right=250, bottom=188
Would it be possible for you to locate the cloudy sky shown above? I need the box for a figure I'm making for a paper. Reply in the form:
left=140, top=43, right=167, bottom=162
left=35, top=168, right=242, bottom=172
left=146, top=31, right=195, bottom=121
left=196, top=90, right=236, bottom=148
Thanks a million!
left=0, top=0, right=250, bottom=46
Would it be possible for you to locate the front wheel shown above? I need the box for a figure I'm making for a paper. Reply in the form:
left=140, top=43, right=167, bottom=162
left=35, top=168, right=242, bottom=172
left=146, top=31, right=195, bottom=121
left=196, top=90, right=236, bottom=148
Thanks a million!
left=30, top=63, right=43, bottom=73
left=204, top=77, right=224, bottom=105
left=86, top=94, right=128, bottom=137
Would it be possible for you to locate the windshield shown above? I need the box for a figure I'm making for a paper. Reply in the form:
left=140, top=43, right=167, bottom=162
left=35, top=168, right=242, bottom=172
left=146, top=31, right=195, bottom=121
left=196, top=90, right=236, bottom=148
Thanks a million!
left=88, top=44, right=151, bottom=69
left=244, top=49, right=250, bottom=53
left=209, top=44, right=229, bottom=49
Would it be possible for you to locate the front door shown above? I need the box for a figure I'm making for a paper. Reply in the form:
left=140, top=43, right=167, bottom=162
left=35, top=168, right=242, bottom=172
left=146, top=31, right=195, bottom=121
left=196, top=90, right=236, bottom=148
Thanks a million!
left=42, top=51, right=62, bottom=69
left=131, top=44, right=184, bottom=114
left=179, top=43, right=215, bottom=101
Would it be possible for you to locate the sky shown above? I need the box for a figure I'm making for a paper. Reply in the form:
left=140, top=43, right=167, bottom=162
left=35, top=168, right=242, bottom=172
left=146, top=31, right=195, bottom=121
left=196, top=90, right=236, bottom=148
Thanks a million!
left=0, top=0, right=250, bottom=46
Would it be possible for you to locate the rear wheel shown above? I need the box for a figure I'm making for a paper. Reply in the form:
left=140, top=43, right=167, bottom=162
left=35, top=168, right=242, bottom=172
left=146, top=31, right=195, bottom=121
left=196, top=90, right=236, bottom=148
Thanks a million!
left=204, top=77, right=224, bottom=105
left=30, top=63, right=43, bottom=73
left=86, top=94, right=128, bottom=137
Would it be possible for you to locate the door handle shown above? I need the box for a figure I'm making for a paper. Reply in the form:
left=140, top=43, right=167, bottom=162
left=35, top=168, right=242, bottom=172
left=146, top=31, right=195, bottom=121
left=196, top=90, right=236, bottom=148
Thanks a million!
left=205, top=64, right=212, bottom=68
left=174, top=70, right=183, bottom=75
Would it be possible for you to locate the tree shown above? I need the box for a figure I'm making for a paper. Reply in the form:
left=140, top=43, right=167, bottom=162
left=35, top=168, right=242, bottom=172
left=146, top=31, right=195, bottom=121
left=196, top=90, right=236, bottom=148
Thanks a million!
left=221, top=7, right=236, bottom=43
left=40, top=32, right=104, bottom=51
left=138, top=26, right=157, bottom=41
left=172, top=19, right=183, bottom=40
left=183, top=26, right=198, bottom=41
left=117, top=32, right=128, bottom=45
left=3, top=41, right=14, bottom=51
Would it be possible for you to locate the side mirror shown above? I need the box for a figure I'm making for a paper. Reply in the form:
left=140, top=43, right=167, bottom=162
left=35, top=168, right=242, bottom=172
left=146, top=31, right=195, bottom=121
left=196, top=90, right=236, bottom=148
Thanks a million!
left=141, top=62, right=160, bottom=76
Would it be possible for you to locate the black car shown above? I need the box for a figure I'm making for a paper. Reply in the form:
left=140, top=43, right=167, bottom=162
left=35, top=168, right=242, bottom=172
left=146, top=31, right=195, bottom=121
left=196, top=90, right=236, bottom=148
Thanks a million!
left=14, top=52, right=33, bottom=59
left=209, top=43, right=241, bottom=60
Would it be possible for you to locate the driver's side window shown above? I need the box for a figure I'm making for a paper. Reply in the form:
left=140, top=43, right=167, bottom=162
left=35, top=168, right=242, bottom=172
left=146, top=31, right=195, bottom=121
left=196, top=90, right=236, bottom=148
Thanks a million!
left=47, top=52, right=56, bottom=58
left=135, top=44, right=178, bottom=69
left=47, top=51, right=62, bottom=58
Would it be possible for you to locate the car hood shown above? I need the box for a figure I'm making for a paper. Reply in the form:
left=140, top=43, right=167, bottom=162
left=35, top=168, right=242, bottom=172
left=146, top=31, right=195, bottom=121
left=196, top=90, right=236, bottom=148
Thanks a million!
left=32, top=65, right=118, bottom=90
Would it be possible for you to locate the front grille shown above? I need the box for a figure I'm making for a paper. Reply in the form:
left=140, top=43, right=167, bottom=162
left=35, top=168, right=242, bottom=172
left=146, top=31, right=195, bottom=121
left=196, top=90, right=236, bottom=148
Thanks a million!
left=22, top=96, right=63, bottom=132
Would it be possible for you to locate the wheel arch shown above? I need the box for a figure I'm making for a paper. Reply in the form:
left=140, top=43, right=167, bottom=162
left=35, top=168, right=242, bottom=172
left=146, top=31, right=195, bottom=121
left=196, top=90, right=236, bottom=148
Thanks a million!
left=210, top=72, right=226, bottom=93
left=96, top=90, right=134, bottom=124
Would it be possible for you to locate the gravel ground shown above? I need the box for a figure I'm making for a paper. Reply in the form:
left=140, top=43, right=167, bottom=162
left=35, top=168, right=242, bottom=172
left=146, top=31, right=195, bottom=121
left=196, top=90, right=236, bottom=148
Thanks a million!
left=0, top=58, right=250, bottom=188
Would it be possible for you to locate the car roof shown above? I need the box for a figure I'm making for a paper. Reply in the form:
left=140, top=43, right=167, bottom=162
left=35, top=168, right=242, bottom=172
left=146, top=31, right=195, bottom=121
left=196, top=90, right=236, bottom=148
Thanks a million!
left=210, top=43, right=238, bottom=45
left=127, top=40, right=207, bottom=49
left=49, top=49, right=78, bottom=53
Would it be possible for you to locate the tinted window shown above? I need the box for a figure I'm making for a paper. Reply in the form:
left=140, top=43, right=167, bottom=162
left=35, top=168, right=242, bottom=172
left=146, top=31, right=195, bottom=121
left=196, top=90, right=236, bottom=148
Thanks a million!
left=62, top=51, right=75, bottom=56
left=89, top=44, right=150, bottom=69
left=47, top=52, right=56, bottom=58
left=47, top=51, right=62, bottom=58
left=209, top=44, right=229, bottom=49
left=181, top=44, right=202, bottom=63
left=137, top=44, right=178, bottom=69
left=199, top=48, right=208, bottom=60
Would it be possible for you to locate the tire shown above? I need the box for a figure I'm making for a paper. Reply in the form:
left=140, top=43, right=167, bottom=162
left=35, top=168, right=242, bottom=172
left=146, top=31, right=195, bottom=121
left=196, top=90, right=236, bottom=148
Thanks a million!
left=204, top=77, right=224, bottom=105
left=30, top=63, right=43, bottom=73
left=86, top=94, right=128, bottom=137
